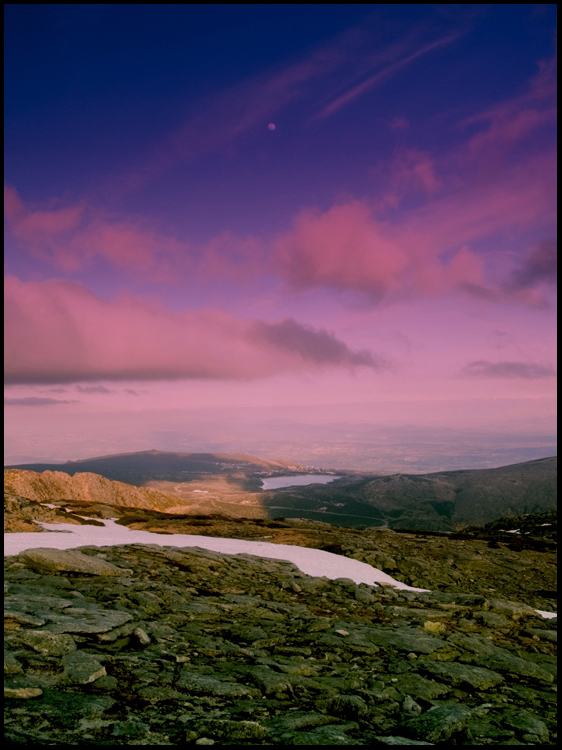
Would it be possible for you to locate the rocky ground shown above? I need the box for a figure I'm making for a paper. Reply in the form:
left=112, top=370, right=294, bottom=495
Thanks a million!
left=4, top=491, right=558, bottom=612
left=4, top=537, right=557, bottom=745
left=42, top=497, right=555, bottom=613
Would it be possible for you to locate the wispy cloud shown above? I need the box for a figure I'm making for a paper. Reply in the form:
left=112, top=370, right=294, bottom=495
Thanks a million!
left=4, top=185, right=189, bottom=279
left=273, top=58, right=556, bottom=306
left=460, top=361, right=556, bottom=379
left=113, top=18, right=466, bottom=193
left=76, top=385, right=113, bottom=394
left=312, top=32, right=461, bottom=121
left=4, top=396, right=79, bottom=406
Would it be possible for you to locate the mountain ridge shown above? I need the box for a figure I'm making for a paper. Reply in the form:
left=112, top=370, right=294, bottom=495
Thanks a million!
left=4, top=453, right=557, bottom=532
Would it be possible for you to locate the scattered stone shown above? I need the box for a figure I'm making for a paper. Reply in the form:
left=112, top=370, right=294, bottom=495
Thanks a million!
left=3, top=539, right=557, bottom=746
left=17, top=630, right=77, bottom=656
left=62, top=651, right=106, bottom=684
left=418, top=660, right=503, bottom=690
left=403, top=703, right=472, bottom=743
left=112, top=717, right=150, bottom=738
left=177, top=671, right=259, bottom=698
left=501, top=709, right=550, bottom=742
left=374, top=738, right=434, bottom=745
left=43, top=607, right=133, bottom=634
left=4, top=650, right=24, bottom=676
left=19, top=548, right=128, bottom=576
left=5, top=686, right=43, bottom=699
left=392, top=673, right=450, bottom=701
left=133, top=626, right=151, bottom=645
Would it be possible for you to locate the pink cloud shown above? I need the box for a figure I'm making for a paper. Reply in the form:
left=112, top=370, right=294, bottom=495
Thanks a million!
left=314, top=32, right=461, bottom=121
left=273, top=82, right=555, bottom=305
left=275, top=202, right=409, bottom=300
left=460, top=57, right=556, bottom=162
left=4, top=185, right=190, bottom=279
left=4, top=277, right=382, bottom=385
left=460, top=360, right=556, bottom=379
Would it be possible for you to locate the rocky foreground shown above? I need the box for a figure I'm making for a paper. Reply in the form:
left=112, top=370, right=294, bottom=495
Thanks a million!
left=4, top=538, right=557, bottom=745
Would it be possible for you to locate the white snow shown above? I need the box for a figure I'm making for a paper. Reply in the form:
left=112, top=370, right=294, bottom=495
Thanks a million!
left=4, top=519, right=426, bottom=592
left=4, top=519, right=556, bottom=619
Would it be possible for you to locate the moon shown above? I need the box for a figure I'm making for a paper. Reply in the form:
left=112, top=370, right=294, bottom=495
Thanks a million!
left=268, top=123, right=276, bottom=130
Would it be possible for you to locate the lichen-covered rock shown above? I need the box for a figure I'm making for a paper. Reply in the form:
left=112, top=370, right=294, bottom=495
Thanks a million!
left=19, top=548, right=127, bottom=576
left=62, top=651, right=106, bottom=684
left=403, top=703, right=472, bottom=742
left=4, top=542, right=557, bottom=745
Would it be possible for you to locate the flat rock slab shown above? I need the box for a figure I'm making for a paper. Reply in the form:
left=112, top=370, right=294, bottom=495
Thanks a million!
left=419, top=660, right=503, bottom=690
left=403, top=703, right=472, bottom=743
left=476, top=650, right=554, bottom=683
left=62, top=651, right=106, bottom=684
left=392, top=673, right=450, bottom=701
left=42, top=607, right=133, bottom=634
left=16, top=630, right=77, bottom=656
left=5, top=686, right=43, bottom=699
left=526, top=628, right=557, bottom=643
left=19, top=548, right=127, bottom=576
left=365, top=627, right=447, bottom=654
left=4, top=594, right=74, bottom=612
left=177, top=671, right=260, bottom=698
left=375, top=738, right=434, bottom=746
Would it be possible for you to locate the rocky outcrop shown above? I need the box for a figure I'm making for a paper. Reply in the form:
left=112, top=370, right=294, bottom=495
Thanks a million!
left=4, top=543, right=557, bottom=745
left=4, top=469, right=183, bottom=513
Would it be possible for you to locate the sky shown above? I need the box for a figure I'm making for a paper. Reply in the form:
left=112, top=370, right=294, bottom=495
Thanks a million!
left=4, top=517, right=556, bottom=618
left=4, top=5, right=557, bottom=466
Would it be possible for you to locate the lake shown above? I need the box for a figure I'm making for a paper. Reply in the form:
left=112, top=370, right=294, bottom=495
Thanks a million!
left=260, top=474, right=342, bottom=490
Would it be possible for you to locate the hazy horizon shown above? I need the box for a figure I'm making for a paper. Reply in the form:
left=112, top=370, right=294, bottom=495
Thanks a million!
left=4, top=398, right=556, bottom=474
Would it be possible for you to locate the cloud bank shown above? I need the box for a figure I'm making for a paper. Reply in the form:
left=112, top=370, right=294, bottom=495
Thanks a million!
left=460, top=361, right=556, bottom=379
left=4, top=277, right=381, bottom=385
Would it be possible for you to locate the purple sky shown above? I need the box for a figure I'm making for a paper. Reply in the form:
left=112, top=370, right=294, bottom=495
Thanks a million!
left=4, top=5, right=557, bottom=464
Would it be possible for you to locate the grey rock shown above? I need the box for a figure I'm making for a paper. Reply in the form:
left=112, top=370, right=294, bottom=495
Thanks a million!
left=62, top=651, right=106, bottom=684
left=4, top=610, right=46, bottom=627
left=392, top=673, right=450, bottom=700
left=18, top=630, right=77, bottom=656
left=501, top=709, right=550, bottom=742
left=478, top=649, right=554, bottom=682
left=43, top=607, right=133, bottom=634
left=192, top=719, right=269, bottom=740
left=289, top=723, right=361, bottom=745
left=177, top=671, right=259, bottom=698
left=525, top=628, right=557, bottom=643
left=4, top=535, right=557, bottom=746
left=19, top=548, right=127, bottom=576
left=419, top=660, right=503, bottom=690
left=246, top=665, right=295, bottom=698
left=366, top=626, right=447, bottom=654
left=267, top=712, right=340, bottom=732
left=5, top=686, right=43, bottom=699
left=403, top=703, right=472, bottom=743
left=374, top=738, right=434, bottom=745
left=328, top=694, right=369, bottom=719
left=402, top=694, right=422, bottom=714
left=112, top=718, right=150, bottom=737
left=4, top=650, right=24, bottom=676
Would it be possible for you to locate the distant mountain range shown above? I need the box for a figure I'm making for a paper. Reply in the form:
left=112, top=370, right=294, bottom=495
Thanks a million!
left=4, top=451, right=557, bottom=531
left=261, top=456, right=557, bottom=530
left=5, top=449, right=313, bottom=486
